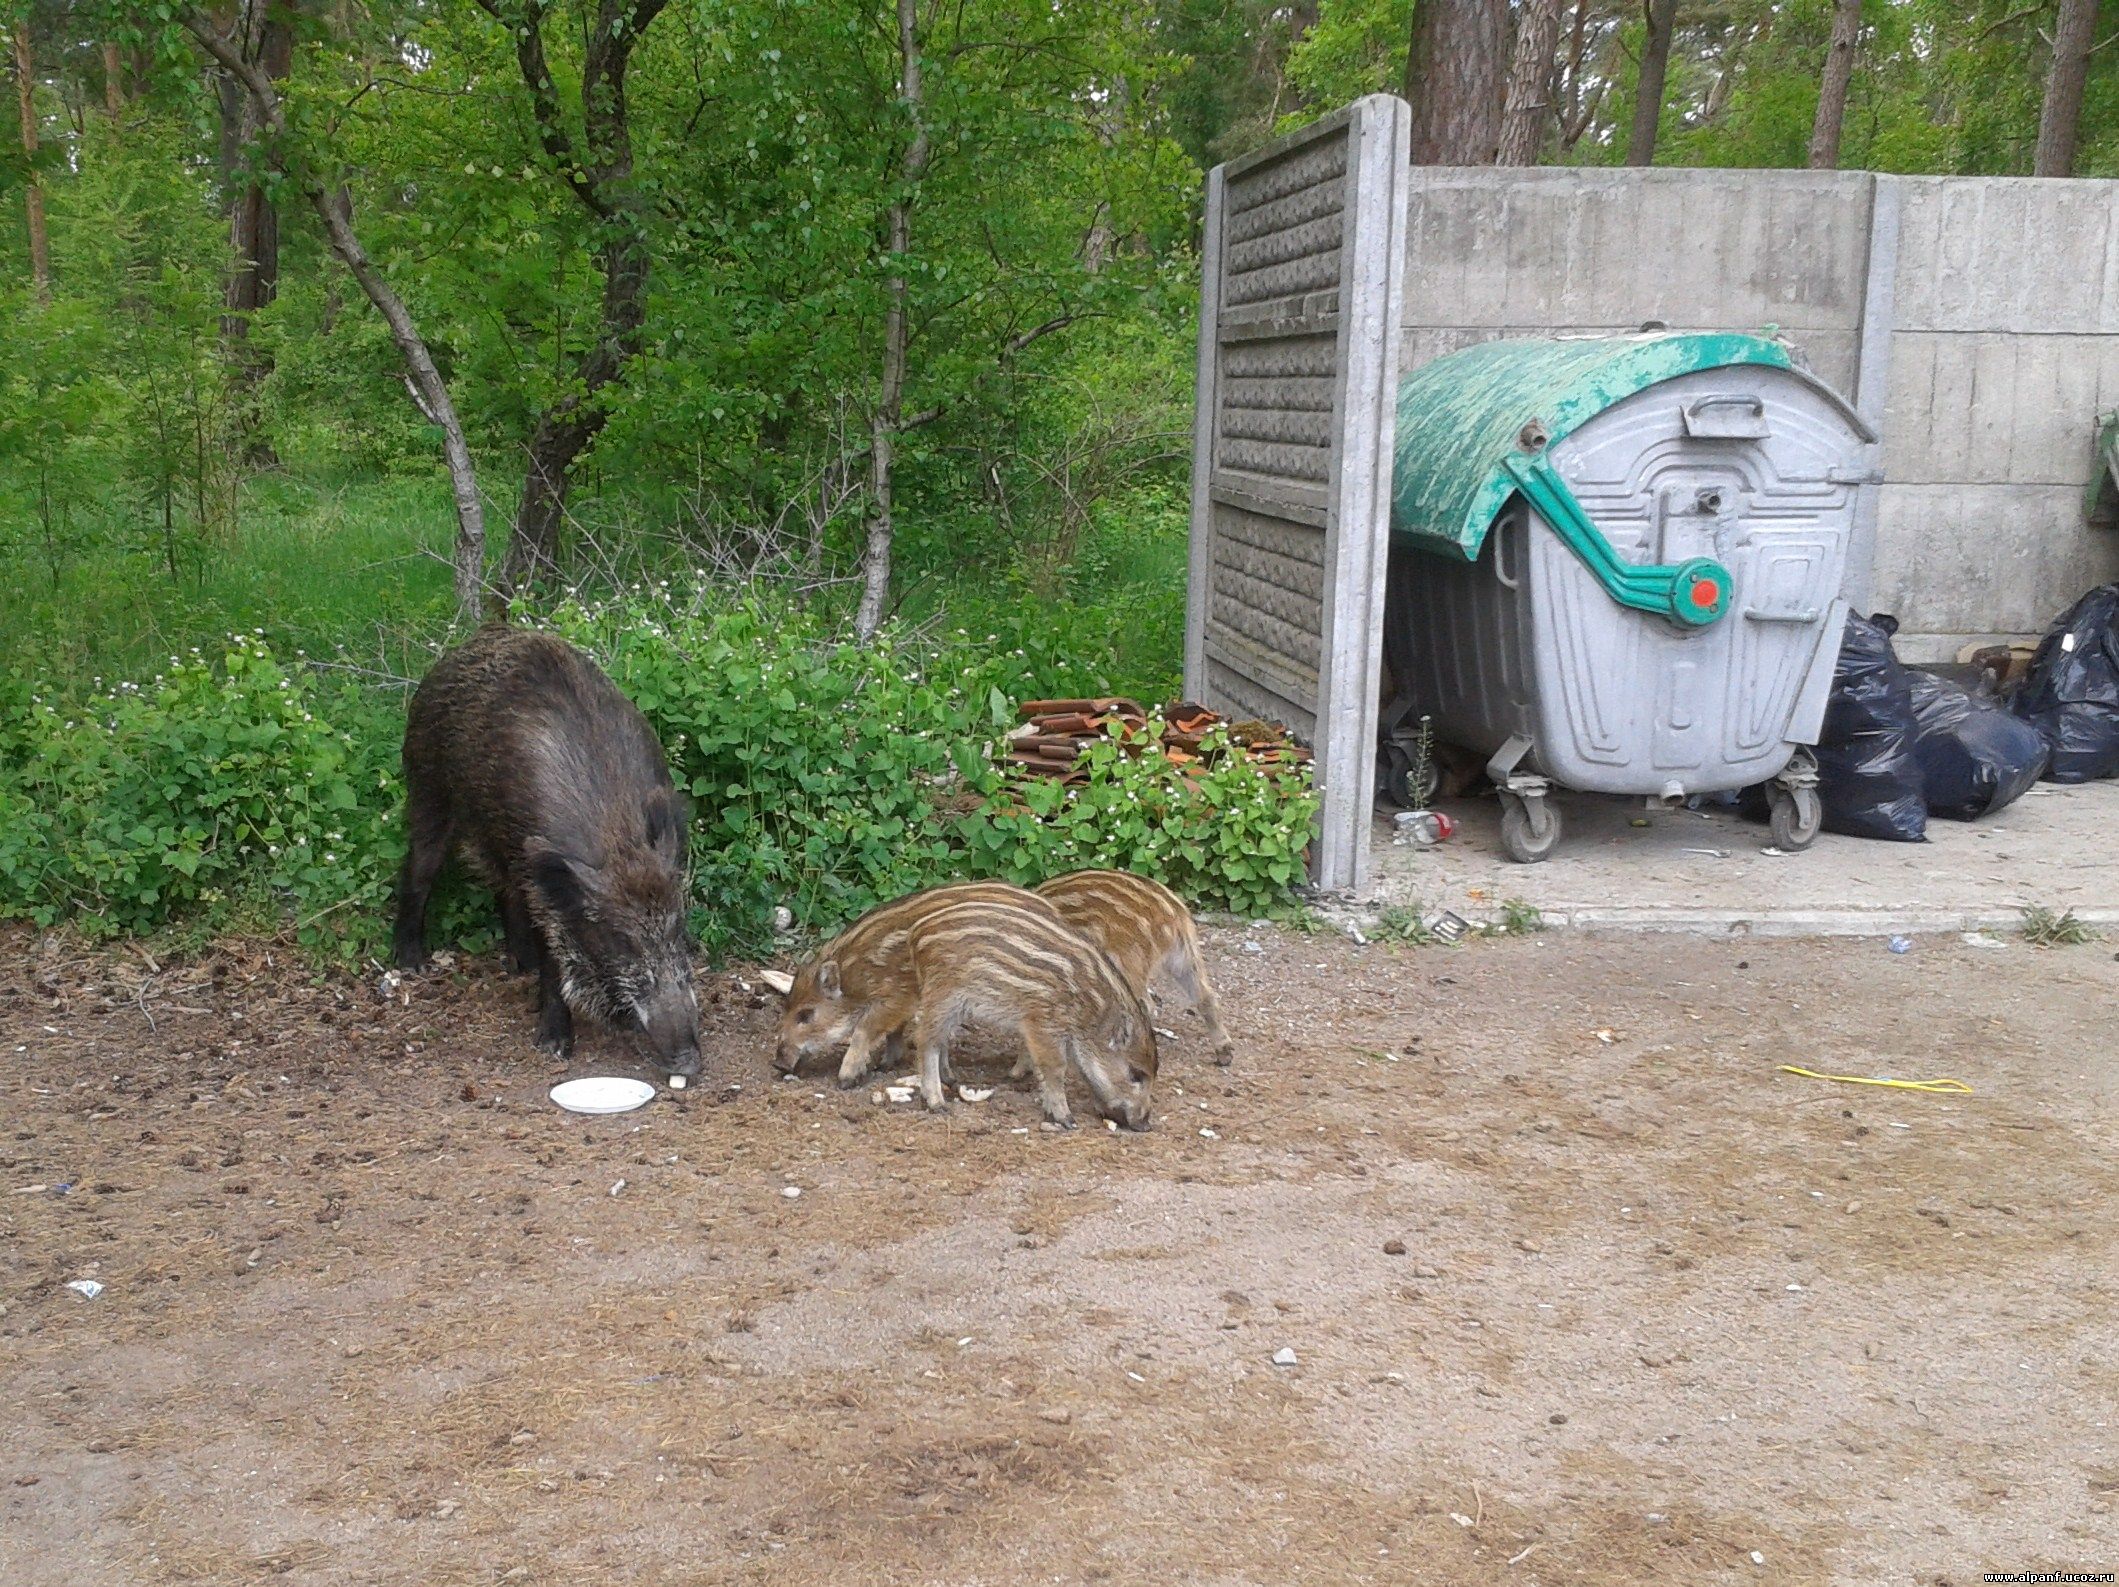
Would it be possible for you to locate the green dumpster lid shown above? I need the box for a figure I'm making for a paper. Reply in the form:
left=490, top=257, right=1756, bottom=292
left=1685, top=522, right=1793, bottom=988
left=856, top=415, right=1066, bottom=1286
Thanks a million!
left=1391, top=332, right=1864, bottom=561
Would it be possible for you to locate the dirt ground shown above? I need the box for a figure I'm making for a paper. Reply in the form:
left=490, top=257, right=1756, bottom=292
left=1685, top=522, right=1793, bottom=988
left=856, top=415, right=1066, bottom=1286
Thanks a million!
left=3, top=921, right=2115, bottom=1587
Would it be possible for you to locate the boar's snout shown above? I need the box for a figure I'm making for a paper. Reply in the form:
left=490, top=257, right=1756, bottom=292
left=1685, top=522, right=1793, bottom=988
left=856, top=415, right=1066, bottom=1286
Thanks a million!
left=1103, top=1093, right=1152, bottom=1132
left=641, top=984, right=702, bottom=1075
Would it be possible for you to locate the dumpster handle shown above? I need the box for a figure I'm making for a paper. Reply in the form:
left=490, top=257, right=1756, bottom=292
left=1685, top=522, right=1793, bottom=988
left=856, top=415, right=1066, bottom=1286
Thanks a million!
left=1681, top=393, right=1771, bottom=440
left=1502, top=454, right=1732, bottom=628
left=1493, top=510, right=1521, bottom=590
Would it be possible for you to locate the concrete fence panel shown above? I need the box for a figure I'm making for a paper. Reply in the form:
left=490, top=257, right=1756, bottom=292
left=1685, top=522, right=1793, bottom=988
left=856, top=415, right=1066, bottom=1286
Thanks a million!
left=1186, top=95, right=1411, bottom=892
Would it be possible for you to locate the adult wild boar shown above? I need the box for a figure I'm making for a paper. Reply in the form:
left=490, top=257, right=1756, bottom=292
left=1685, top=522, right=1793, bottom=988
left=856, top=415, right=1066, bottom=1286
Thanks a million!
left=391, top=622, right=700, bottom=1074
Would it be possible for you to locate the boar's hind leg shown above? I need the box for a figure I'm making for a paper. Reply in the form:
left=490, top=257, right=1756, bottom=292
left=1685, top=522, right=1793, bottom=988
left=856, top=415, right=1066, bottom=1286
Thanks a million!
left=500, top=887, right=540, bottom=973
left=1169, top=944, right=1235, bottom=1064
left=910, top=1017, right=951, bottom=1113
left=534, top=948, right=575, bottom=1057
left=390, top=785, right=453, bottom=970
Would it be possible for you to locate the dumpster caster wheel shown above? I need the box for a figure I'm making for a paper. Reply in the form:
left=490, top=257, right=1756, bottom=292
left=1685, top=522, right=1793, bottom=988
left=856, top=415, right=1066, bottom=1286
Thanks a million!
left=1498, top=791, right=1561, bottom=863
left=1768, top=784, right=1821, bottom=851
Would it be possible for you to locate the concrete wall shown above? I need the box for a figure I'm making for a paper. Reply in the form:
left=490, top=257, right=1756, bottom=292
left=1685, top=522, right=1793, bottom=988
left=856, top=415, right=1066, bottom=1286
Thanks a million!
left=1188, top=113, right=2119, bottom=894
left=1399, top=165, right=2119, bottom=660
left=1873, top=178, right=2119, bottom=653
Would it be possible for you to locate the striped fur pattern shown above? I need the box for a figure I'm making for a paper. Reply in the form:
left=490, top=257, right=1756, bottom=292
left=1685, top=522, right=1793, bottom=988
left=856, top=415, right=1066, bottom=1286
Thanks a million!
left=771, top=881, right=1063, bottom=1085
left=1035, top=869, right=1233, bottom=1063
left=898, top=898, right=1156, bottom=1129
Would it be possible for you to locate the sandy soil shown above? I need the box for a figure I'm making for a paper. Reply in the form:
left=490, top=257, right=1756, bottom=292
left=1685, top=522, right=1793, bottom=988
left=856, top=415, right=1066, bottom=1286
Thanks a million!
left=2, top=921, right=2115, bottom=1587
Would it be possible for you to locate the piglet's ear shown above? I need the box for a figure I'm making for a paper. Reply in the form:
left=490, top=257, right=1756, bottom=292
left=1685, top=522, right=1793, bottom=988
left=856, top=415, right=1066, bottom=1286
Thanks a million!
left=815, top=961, right=840, bottom=999
left=758, top=970, right=794, bottom=998
left=526, top=843, right=594, bottom=920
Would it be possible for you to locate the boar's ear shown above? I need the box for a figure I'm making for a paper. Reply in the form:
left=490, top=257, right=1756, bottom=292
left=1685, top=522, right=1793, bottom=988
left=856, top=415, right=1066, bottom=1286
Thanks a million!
left=526, top=843, right=594, bottom=920
left=815, top=960, right=840, bottom=999
left=643, top=788, right=690, bottom=866
left=758, top=969, right=795, bottom=998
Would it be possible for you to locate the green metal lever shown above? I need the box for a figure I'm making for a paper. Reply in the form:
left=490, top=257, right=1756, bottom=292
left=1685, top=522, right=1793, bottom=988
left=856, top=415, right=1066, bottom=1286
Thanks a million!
left=1501, top=453, right=1731, bottom=628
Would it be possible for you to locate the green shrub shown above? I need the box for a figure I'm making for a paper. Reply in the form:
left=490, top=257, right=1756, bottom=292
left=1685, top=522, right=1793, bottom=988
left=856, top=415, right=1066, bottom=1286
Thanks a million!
left=546, top=589, right=1015, bottom=954
left=958, top=718, right=1318, bottom=918
left=1, top=589, right=1318, bottom=960
left=0, top=637, right=394, bottom=949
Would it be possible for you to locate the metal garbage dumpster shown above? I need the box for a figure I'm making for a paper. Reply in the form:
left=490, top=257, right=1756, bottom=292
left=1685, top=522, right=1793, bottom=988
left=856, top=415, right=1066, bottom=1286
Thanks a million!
left=1382, top=332, right=1875, bottom=862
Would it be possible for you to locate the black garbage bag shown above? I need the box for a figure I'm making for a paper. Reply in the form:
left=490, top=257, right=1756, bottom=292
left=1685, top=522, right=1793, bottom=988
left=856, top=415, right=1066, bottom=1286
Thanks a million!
left=1814, top=611, right=1926, bottom=842
left=2010, top=583, right=2119, bottom=782
left=1905, top=670, right=2048, bottom=820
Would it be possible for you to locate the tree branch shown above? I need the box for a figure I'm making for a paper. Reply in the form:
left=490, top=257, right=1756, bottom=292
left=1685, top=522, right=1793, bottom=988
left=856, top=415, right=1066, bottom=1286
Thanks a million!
left=471, top=0, right=610, bottom=219
left=899, top=313, right=1092, bottom=434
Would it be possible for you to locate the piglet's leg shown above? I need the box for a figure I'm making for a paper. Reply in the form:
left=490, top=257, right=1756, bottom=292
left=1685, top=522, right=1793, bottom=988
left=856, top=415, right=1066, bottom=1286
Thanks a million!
left=1022, top=1026, right=1074, bottom=1129
left=837, top=1019, right=890, bottom=1089
left=912, top=1020, right=951, bottom=1113
left=1169, top=944, right=1236, bottom=1064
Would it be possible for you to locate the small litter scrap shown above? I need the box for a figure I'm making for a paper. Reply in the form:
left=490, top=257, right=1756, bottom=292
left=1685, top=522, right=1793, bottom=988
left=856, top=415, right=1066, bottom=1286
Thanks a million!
left=1002, top=698, right=1312, bottom=787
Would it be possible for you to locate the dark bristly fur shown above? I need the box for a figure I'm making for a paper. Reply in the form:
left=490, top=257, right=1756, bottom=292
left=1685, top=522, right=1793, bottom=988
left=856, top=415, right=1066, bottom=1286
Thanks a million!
left=391, top=622, right=700, bottom=1071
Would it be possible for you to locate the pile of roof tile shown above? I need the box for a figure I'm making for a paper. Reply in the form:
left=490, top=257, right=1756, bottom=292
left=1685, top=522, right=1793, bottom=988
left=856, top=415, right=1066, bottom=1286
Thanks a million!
left=1002, top=697, right=1313, bottom=787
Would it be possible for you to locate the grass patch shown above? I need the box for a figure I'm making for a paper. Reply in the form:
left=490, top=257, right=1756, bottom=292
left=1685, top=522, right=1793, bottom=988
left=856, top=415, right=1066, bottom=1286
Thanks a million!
left=0, top=471, right=462, bottom=679
left=1490, top=898, right=1545, bottom=937
left=2019, top=904, right=2096, bottom=947
left=1371, top=903, right=1439, bottom=946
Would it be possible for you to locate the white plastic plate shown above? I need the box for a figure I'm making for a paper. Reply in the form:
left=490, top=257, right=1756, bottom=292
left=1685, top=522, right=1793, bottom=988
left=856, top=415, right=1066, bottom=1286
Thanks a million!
left=549, top=1077, right=656, bottom=1116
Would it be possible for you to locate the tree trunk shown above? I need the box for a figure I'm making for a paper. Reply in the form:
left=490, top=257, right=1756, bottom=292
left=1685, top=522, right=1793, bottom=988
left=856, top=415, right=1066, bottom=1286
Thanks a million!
left=474, top=0, right=667, bottom=589
left=1555, top=0, right=1604, bottom=150
left=1626, top=0, right=1679, bottom=165
left=1081, top=73, right=1126, bottom=274
left=854, top=0, right=931, bottom=644
left=225, top=7, right=295, bottom=335
left=1404, top=0, right=1506, bottom=164
left=507, top=227, right=652, bottom=583
left=12, top=21, right=49, bottom=304
left=1807, top=0, right=1861, bottom=169
left=1497, top=0, right=1563, bottom=165
left=2036, top=0, right=2098, bottom=177
left=185, top=12, right=487, bottom=620
left=224, top=3, right=295, bottom=460
left=102, top=42, right=124, bottom=119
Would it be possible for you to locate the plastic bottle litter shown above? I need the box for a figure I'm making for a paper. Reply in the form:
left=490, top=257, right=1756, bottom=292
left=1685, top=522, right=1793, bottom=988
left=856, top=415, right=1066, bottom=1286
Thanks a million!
left=1391, top=809, right=1456, bottom=846
left=65, top=1279, right=103, bottom=1299
left=1888, top=935, right=1912, bottom=954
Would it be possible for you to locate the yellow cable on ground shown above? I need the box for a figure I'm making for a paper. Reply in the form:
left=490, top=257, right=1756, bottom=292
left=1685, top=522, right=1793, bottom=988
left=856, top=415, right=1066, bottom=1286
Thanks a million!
left=1777, top=1065, right=1973, bottom=1095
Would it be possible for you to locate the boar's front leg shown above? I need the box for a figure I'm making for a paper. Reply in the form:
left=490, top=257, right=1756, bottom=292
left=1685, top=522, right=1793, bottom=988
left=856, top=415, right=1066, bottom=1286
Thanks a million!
left=534, top=949, right=575, bottom=1057
left=1020, top=1026, right=1074, bottom=1129
left=500, top=887, right=541, bottom=974
left=1170, top=950, right=1235, bottom=1064
left=836, top=1019, right=891, bottom=1089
